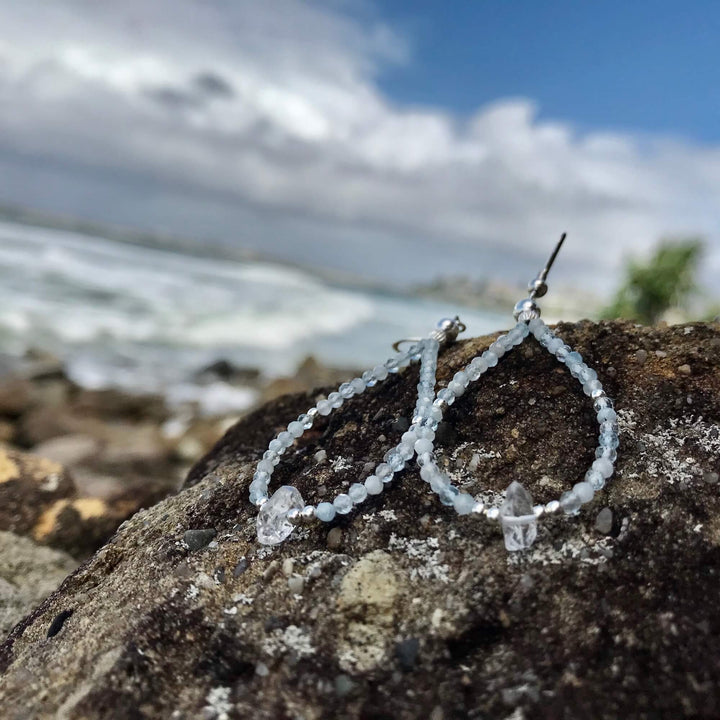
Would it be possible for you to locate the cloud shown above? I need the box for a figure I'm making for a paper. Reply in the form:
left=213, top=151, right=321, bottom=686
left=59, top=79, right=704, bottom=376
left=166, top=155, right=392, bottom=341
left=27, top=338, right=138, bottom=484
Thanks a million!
left=0, top=0, right=718, bottom=294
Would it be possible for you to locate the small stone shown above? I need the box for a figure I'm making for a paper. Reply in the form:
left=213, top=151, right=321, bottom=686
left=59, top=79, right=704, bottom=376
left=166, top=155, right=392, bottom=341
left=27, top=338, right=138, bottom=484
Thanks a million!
left=390, top=416, right=410, bottom=433
left=255, top=662, right=269, bottom=677
left=288, top=575, right=304, bottom=594
left=327, top=527, right=343, bottom=550
left=334, top=674, right=355, bottom=697
left=256, top=486, right=304, bottom=545
left=282, top=558, right=294, bottom=576
left=395, top=637, right=420, bottom=671
left=704, top=471, right=719, bottom=485
left=183, top=529, right=217, bottom=552
left=233, top=558, right=248, bottom=577
left=678, top=364, right=692, bottom=376
left=595, top=507, right=613, bottom=534
left=314, top=449, right=328, bottom=463
left=500, top=481, right=537, bottom=551
left=635, top=349, right=648, bottom=364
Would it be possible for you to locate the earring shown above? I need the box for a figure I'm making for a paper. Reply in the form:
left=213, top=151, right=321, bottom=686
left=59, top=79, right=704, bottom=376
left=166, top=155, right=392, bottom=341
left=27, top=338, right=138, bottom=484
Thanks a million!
left=409, top=234, right=619, bottom=551
left=251, top=317, right=466, bottom=545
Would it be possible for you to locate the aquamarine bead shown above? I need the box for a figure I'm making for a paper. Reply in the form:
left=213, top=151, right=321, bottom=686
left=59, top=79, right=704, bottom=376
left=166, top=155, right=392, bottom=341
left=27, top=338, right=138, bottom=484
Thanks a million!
left=538, top=329, right=554, bottom=347
left=594, top=396, right=614, bottom=412
left=429, top=474, right=448, bottom=493
left=560, top=490, right=581, bottom=515
left=348, top=483, right=368, bottom=504
left=333, top=494, right=353, bottom=514
left=339, top=382, right=355, bottom=399
left=417, top=427, right=435, bottom=440
left=437, top=484, right=459, bottom=506
left=362, top=370, right=377, bottom=387
left=249, top=487, right=268, bottom=505
left=595, top=446, right=618, bottom=462
left=386, top=450, right=406, bottom=472
left=528, top=317, right=544, bottom=335
left=328, top=392, right=343, bottom=409
left=384, top=358, right=400, bottom=373
left=317, top=399, right=332, bottom=416
left=298, top=413, right=314, bottom=429
left=592, top=457, right=614, bottom=478
left=516, top=321, right=531, bottom=337
left=277, top=431, right=294, bottom=447
left=315, top=502, right=336, bottom=522
left=257, top=459, right=275, bottom=474
left=420, top=464, right=438, bottom=482
left=484, top=350, right=499, bottom=367
left=376, top=463, right=393, bottom=481
left=579, top=366, right=597, bottom=384
left=453, top=492, right=477, bottom=515
left=414, top=438, right=434, bottom=455
left=597, top=407, right=618, bottom=424
left=555, top=344, right=571, bottom=362
left=373, top=365, right=389, bottom=381
left=437, top=388, right=455, bottom=405
left=351, top=377, right=366, bottom=394
left=398, top=442, right=415, bottom=460
left=585, top=469, right=606, bottom=490
left=448, top=380, right=466, bottom=397
left=287, top=421, right=304, bottom=438
left=584, top=379, right=603, bottom=396
left=253, top=470, right=270, bottom=484
left=573, top=481, right=595, bottom=503
left=268, top=439, right=284, bottom=454
left=599, top=432, right=620, bottom=449
left=364, top=475, right=383, bottom=495
left=566, top=351, right=583, bottom=365
left=489, top=341, right=506, bottom=357
left=546, top=337, right=563, bottom=354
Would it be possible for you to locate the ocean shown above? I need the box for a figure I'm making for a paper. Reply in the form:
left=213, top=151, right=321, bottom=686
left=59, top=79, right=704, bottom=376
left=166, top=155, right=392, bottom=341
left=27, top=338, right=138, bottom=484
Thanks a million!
left=0, top=220, right=507, bottom=414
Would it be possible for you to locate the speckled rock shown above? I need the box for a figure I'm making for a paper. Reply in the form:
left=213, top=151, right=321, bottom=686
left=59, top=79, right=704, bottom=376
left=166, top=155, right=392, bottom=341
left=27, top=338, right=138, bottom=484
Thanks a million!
left=1, top=321, right=720, bottom=720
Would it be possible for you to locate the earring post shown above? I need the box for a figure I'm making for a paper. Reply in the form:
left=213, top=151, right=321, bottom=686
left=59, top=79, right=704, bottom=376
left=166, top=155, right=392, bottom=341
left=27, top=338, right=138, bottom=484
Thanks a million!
left=528, top=233, right=567, bottom=299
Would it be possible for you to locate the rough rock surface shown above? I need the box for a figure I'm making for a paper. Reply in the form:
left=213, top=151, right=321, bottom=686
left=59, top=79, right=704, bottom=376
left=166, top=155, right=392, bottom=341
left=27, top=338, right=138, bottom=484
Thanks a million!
left=1, top=321, right=720, bottom=720
left=0, top=531, right=77, bottom=638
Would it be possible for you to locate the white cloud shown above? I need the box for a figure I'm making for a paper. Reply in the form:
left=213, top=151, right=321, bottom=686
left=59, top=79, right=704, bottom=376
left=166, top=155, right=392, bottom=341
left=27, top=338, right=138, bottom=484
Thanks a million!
left=0, top=0, right=718, bottom=294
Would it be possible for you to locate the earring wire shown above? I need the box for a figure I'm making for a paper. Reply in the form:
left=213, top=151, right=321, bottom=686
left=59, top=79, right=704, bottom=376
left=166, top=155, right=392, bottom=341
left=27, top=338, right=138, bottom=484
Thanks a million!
left=528, top=232, right=567, bottom=299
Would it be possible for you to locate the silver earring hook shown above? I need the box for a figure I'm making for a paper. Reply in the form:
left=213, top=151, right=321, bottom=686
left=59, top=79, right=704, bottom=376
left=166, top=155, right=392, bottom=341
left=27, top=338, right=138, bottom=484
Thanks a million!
left=528, top=232, right=567, bottom=298
left=391, top=316, right=466, bottom=353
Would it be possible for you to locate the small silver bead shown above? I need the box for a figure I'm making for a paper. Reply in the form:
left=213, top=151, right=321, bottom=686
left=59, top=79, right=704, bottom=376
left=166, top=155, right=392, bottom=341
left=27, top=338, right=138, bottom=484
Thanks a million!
left=300, top=505, right=315, bottom=522
left=485, top=506, right=500, bottom=520
left=533, top=504, right=545, bottom=517
left=528, top=275, right=548, bottom=298
left=545, top=500, right=560, bottom=514
left=287, top=508, right=300, bottom=525
left=513, top=297, right=541, bottom=321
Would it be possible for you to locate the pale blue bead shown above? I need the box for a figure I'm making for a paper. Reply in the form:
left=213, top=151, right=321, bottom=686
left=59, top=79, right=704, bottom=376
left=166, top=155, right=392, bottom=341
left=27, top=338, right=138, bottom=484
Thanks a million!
left=416, top=451, right=433, bottom=467
left=402, top=429, right=418, bottom=444
left=376, top=463, right=393, bottom=481
left=414, top=438, right=434, bottom=455
left=573, top=481, right=595, bottom=503
left=268, top=439, right=283, bottom=454
left=599, top=432, right=620, bottom=449
left=430, top=474, right=448, bottom=493
left=298, top=413, right=313, bottom=429
left=249, top=487, right=268, bottom=504
left=317, top=400, right=332, bottom=416
left=334, top=494, right=353, bottom=514
left=498, top=333, right=514, bottom=348
left=597, top=407, right=618, bottom=424
left=599, top=420, right=618, bottom=434
left=417, top=427, right=435, bottom=440
left=489, top=341, right=506, bottom=357
left=584, top=379, right=603, bottom=396
left=566, top=351, right=583, bottom=365
left=453, top=370, right=469, bottom=386
left=579, top=366, right=598, bottom=384
left=249, top=478, right=267, bottom=494
left=585, top=469, right=606, bottom=490
left=362, top=370, right=377, bottom=387
left=328, top=392, right=343, bottom=409
left=437, top=388, right=455, bottom=405
left=592, top=457, right=614, bottom=478
left=287, top=421, right=304, bottom=438
left=407, top=343, right=422, bottom=360
left=364, top=475, right=383, bottom=495
left=420, top=464, right=438, bottom=482
left=528, top=317, right=544, bottom=335
left=555, top=344, right=571, bottom=362
left=278, top=431, right=294, bottom=447
left=453, top=492, right=476, bottom=515
left=253, top=470, right=270, bottom=484
left=484, top=350, right=498, bottom=367
left=257, top=459, right=275, bottom=474
left=398, top=442, right=415, bottom=460
left=595, top=446, right=618, bottom=462
left=560, top=490, right=581, bottom=515
left=448, top=380, right=466, bottom=397
left=373, top=365, right=389, bottom=381
left=384, top=358, right=400, bottom=373
left=348, top=483, right=368, bottom=504
left=470, top=357, right=489, bottom=373
left=386, top=450, right=406, bottom=472
left=316, top=502, right=336, bottom=522
left=438, top=484, right=459, bottom=506
left=351, top=377, right=366, bottom=394
left=516, top=322, right=531, bottom=337
left=339, top=382, right=355, bottom=399
left=546, top=337, right=564, bottom=354
left=569, top=362, right=584, bottom=379
left=538, top=329, right=554, bottom=347
left=594, top=396, right=614, bottom=412
left=263, top=449, right=279, bottom=463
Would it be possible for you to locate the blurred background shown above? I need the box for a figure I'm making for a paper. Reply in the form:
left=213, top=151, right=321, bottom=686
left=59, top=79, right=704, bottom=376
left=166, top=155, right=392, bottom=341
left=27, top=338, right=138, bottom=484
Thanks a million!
left=0, top=1, right=718, bottom=509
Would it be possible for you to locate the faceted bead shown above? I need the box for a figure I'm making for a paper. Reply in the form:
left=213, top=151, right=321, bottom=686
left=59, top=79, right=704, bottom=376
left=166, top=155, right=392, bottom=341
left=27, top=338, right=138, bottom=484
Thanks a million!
left=453, top=492, right=476, bottom=515
left=437, top=484, right=459, bottom=506
left=595, top=446, right=618, bottom=462
left=437, top=388, right=455, bottom=405
left=484, top=350, right=499, bottom=367
left=500, top=481, right=538, bottom=551
left=579, top=367, right=598, bottom=385
left=362, top=370, right=377, bottom=387
left=597, top=407, right=618, bottom=424
left=298, top=413, right=314, bottom=429
left=277, top=431, right=294, bottom=447
left=573, top=481, right=595, bottom=504
left=268, top=439, right=283, bottom=454
left=546, top=337, right=563, bottom=354
left=256, top=486, right=304, bottom=545
left=416, top=427, right=435, bottom=440
left=386, top=450, right=406, bottom=472
left=328, top=392, right=343, bottom=409
left=316, top=502, right=336, bottom=522
left=555, top=344, right=572, bottom=362
left=317, top=400, right=332, bottom=416
left=339, top=382, right=355, bottom=399
left=489, top=341, right=506, bottom=357
left=414, top=438, right=434, bottom=455
left=599, top=432, right=620, bottom=449
left=253, top=470, right=270, bottom=484
left=528, top=317, right=544, bottom=335
left=560, top=490, right=581, bottom=516
left=287, top=421, right=304, bottom=438
left=348, top=483, right=368, bottom=504
left=448, top=380, right=466, bottom=397
left=365, top=475, right=383, bottom=495
left=375, top=463, right=393, bottom=481
left=384, top=358, right=400, bottom=373
left=594, top=396, right=614, bottom=412
left=585, top=469, right=606, bottom=491
left=373, top=365, right=389, bottom=381
left=566, top=351, right=583, bottom=365
left=333, top=494, right=353, bottom=514
left=592, top=457, right=614, bottom=478
left=351, top=377, right=366, bottom=394
left=420, top=464, right=438, bottom=482
left=584, top=379, right=603, bottom=396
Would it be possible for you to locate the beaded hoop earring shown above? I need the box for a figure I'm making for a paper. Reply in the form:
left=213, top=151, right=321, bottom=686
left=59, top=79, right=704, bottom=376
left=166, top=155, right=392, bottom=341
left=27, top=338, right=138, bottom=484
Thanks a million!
left=251, top=317, right=466, bottom=545
left=407, top=234, right=619, bottom=551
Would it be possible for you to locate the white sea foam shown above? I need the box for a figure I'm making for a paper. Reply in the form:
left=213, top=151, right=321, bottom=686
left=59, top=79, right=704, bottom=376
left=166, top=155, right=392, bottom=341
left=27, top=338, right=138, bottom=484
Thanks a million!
left=0, top=220, right=506, bottom=412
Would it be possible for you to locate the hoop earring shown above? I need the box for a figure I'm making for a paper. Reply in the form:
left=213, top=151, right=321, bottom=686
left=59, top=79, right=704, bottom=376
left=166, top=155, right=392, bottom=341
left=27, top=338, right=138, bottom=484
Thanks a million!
left=410, top=234, right=618, bottom=551
left=251, top=317, right=466, bottom=545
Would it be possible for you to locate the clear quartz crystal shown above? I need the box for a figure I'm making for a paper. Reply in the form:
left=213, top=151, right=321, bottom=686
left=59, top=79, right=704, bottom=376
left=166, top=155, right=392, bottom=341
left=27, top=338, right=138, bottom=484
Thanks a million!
left=256, top=486, right=304, bottom=545
left=499, top=481, right=538, bottom=551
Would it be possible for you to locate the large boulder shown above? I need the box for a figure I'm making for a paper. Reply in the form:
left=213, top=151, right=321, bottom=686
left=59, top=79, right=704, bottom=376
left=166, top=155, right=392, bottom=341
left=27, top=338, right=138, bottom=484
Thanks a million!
left=1, top=321, right=719, bottom=719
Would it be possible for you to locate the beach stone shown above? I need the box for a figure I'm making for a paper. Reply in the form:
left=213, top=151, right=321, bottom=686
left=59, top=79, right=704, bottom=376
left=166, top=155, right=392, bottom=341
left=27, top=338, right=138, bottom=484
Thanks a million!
left=1, top=321, right=720, bottom=719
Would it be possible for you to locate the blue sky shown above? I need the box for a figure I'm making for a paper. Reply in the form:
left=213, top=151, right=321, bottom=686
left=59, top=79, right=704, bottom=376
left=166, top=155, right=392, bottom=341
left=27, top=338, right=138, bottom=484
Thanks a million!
left=0, top=0, right=718, bottom=293
left=380, top=1, right=720, bottom=141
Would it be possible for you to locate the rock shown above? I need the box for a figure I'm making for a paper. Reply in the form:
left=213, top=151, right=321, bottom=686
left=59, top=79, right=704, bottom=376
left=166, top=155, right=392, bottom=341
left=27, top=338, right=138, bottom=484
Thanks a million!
left=0, top=531, right=77, bottom=638
left=32, top=434, right=101, bottom=467
left=183, top=528, right=217, bottom=552
left=0, top=375, right=32, bottom=417
left=195, top=359, right=261, bottom=386
left=595, top=507, right=614, bottom=535
left=1, top=322, right=720, bottom=719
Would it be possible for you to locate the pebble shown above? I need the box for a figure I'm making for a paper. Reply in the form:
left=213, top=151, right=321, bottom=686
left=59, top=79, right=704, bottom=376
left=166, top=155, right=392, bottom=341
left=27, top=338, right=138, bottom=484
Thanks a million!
left=390, top=416, right=410, bottom=433
left=704, top=471, right=719, bottom=485
left=635, top=349, right=648, bottom=364
left=395, top=637, right=420, bottom=671
left=183, top=529, right=216, bottom=552
left=262, top=560, right=279, bottom=582
left=678, top=364, right=692, bottom=376
left=255, top=662, right=269, bottom=677
left=655, top=350, right=667, bottom=358
left=327, top=527, right=343, bottom=550
left=314, top=449, right=327, bottom=464
left=334, top=674, right=355, bottom=697
left=595, top=508, right=613, bottom=535
left=233, top=558, right=248, bottom=577
left=282, top=558, right=294, bottom=576
left=288, top=575, right=304, bottom=594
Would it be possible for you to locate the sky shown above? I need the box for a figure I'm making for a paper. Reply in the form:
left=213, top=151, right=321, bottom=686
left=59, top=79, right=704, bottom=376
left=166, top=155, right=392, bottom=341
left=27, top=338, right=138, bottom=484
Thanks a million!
left=0, top=0, right=718, bottom=295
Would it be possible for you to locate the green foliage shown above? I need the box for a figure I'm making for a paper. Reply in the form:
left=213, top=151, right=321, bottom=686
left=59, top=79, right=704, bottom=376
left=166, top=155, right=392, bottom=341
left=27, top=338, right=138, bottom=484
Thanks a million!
left=602, top=240, right=704, bottom=324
